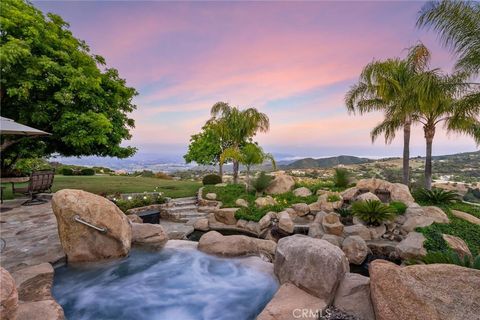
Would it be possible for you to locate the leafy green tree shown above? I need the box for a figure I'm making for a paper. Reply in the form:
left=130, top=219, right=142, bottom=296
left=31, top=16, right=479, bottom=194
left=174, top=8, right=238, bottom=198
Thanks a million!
left=0, top=0, right=137, bottom=175
left=184, top=121, right=227, bottom=176
left=345, top=44, right=431, bottom=186
left=220, top=142, right=275, bottom=188
left=411, top=70, right=480, bottom=189
left=417, top=1, right=480, bottom=76
left=210, top=102, right=270, bottom=183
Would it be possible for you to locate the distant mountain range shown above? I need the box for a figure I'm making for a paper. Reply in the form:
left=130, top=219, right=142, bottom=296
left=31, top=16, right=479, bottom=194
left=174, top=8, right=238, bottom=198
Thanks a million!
left=283, top=155, right=373, bottom=169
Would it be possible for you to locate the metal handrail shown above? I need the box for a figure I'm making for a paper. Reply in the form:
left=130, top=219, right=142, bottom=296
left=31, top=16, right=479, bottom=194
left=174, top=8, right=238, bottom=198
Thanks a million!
left=73, top=215, right=107, bottom=233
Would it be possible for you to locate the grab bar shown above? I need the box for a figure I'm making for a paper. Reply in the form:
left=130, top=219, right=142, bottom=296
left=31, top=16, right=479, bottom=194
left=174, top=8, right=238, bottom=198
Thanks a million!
left=73, top=215, right=107, bottom=233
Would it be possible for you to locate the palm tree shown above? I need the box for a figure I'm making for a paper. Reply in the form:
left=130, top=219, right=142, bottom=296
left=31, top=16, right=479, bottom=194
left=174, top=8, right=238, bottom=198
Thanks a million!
left=411, top=70, right=480, bottom=189
left=345, top=44, right=431, bottom=186
left=220, top=142, right=276, bottom=188
left=210, top=102, right=270, bottom=183
left=417, top=1, right=480, bottom=76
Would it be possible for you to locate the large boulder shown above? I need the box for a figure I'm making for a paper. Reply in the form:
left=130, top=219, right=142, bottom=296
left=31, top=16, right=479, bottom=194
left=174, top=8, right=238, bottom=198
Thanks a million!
left=396, top=232, right=427, bottom=260
left=274, top=235, right=349, bottom=303
left=51, top=189, right=131, bottom=262
left=277, top=211, right=294, bottom=234
left=265, top=174, right=295, bottom=195
left=442, top=234, right=472, bottom=259
left=341, top=187, right=360, bottom=202
left=322, top=213, right=344, bottom=236
left=344, top=224, right=371, bottom=241
left=12, top=263, right=53, bottom=302
left=369, top=260, right=480, bottom=320
left=214, top=208, right=239, bottom=225
left=17, top=300, right=64, bottom=320
left=321, top=234, right=344, bottom=248
left=356, top=178, right=415, bottom=205
left=131, top=223, right=168, bottom=249
left=293, top=187, right=313, bottom=197
left=334, top=273, right=375, bottom=320
left=255, top=196, right=277, bottom=208
left=0, top=267, right=18, bottom=320
left=356, top=192, right=380, bottom=202
left=402, top=206, right=449, bottom=232
left=291, top=203, right=310, bottom=216
left=342, top=236, right=368, bottom=265
left=198, top=231, right=276, bottom=257
left=193, top=218, right=209, bottom=231
left=257, top=283, right=327, bottom=320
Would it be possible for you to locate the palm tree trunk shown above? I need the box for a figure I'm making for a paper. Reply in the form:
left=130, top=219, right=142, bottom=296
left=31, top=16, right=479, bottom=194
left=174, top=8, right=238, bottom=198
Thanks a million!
left=246, top=166, right=250, bottom=191
left=233, top=160, right=239, bottom=184
left=424, top=125, right=436, bottom=190
left=402, top=119, right=411, bottom=186
left=218, top=163, right=223, bottom=178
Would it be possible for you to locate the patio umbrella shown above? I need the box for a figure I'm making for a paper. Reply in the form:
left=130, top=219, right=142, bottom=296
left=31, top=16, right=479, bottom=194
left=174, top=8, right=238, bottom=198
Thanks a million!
left=0, top=117, right=50, bottom=136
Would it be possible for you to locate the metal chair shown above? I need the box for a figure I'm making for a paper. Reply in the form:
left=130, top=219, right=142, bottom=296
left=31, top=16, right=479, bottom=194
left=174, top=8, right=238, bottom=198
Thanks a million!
left=13, top=170, right=55, bottom=205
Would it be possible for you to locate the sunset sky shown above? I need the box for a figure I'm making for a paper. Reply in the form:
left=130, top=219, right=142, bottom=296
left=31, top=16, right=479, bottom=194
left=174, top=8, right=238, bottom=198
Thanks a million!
left=35, top=1, right=479, bottom=160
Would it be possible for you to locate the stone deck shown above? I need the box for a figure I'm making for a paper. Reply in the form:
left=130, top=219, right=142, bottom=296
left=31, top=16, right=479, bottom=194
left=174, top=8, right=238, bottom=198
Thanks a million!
left=0, top=200, right=65, bottom=273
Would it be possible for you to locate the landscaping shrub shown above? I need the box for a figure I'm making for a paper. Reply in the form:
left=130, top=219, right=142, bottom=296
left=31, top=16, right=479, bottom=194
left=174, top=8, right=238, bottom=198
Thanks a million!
left=419, top=251, right=480, bottom=270
left=80, top=168, right=95, bottom=176
left=333, top=168, right=351, bottom=189
left=388, top=201, right=407, bottom=215
left=463, top=188, right=480, bottom=203
left=13, top=158, right=52, bottom=176
left=327, top=194, right=341, bottom=202
left=202, top=184, right=252, bottom=207
left=114, top=193, right=166, bottom=212
left=235, top=204, right=285, bottom=222
left=155, top=172, right=173, bottom=180
left=336, top=207, right=352, bottom=218
left=413, top=188, right=460, bottom=205
left=351, top=200, right=395, bottom=225
left=61, top=167, right=75, bottom=176
left=416, top=208, right=480, bottom=256
left=273, top=191, right=318, bottom=206
left=251, top=171, right=273, bottom=195
left=202, top=174, right=222, bottom=185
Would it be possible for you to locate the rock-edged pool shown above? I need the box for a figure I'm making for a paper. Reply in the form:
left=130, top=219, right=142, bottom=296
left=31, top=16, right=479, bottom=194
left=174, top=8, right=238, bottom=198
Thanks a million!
left=52, top=241, right=278, bottom=320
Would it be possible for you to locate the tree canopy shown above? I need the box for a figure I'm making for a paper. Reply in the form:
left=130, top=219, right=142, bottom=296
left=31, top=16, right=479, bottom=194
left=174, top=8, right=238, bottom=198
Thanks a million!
left=184, top=121, right=225, bottom=167
left=0, top=0, right=137, bottom=174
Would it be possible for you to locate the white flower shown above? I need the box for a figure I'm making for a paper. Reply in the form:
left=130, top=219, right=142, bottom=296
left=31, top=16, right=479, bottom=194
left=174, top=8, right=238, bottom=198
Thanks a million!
left=127, top=196, right=132, bottom=200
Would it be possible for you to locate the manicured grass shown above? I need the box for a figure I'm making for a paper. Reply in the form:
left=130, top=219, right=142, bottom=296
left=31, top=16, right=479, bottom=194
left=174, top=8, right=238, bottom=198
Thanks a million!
left=416, top=204, right=480, bottom=256
left=1, top=175, right=201, bottom=199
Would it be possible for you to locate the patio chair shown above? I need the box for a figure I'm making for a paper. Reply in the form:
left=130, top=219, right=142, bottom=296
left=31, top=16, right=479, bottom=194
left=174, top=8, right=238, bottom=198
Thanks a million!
left=13, top=170, right=55, bottom=206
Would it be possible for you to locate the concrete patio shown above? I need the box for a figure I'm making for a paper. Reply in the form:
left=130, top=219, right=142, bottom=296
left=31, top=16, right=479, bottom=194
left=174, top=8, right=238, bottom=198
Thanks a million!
left=0, top=199, right=65, bottom=273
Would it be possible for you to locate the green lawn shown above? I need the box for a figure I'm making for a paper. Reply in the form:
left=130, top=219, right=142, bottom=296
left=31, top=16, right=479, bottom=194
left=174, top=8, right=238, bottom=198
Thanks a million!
left=1, top=175, right=201, bottom=200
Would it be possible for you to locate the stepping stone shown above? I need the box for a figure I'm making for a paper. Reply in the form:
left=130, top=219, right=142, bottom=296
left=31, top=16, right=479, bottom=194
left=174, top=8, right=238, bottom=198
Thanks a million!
left=451, top=210, right=480, bottom=225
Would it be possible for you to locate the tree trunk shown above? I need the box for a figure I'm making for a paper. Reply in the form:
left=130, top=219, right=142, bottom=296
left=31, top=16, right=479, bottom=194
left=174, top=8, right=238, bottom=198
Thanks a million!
left=402, top=120, right=411, bottom=186
left=218, top=163, right=223, bottom=178
left=233, top=160, right=239, bottom=184
left=424, top=125, right=436, bottom=190
left=246, top=166, right=250, bottom=191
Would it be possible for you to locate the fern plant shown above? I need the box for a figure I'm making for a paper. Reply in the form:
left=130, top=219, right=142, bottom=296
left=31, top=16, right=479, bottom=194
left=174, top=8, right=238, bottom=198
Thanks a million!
left=413, top=188, right=460, bottom=205
left=351, top=200, right=395, bottom=226
left=335, top=207, right=352, bottom=218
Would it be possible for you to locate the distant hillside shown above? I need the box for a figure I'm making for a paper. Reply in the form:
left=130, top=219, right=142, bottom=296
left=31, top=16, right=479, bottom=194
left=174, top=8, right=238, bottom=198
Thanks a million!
left=284, top=155, right=372, bottom=169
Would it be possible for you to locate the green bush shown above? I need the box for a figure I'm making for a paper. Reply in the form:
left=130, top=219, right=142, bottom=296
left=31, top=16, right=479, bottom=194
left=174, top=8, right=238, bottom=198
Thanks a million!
left=115, top=193, right=166, bottom=212
left=251, top=171, right=273, bottom=195
left=202, top=184, right=253, bottom=207
left=202, top=174, right=222, bottom=185
left=413, top=188, right=460, bottom=205
left=80, top=168, right=95, bottom=176
left=335, top=207, right=352, bottom=218
left=351, top=200, right=395, bottom=226
left=13, top=158, right=52, bottom=176
left=416, top=208, right=480, bottom=256
left=333, top=168, right=351, bottom=189
left=61, top=167, right=75, bottom=176
left=388, top=201, right=407, bottom=215
left=235, top=204, right=285, bottom=222
left=420, top=251, right=480, bottom=270
left=327, top=194, right=341, bottom=202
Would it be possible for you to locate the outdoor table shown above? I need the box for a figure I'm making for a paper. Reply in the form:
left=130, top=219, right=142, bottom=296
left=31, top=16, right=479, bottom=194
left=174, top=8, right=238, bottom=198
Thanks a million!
left=0, top=177, right=30, bottom=202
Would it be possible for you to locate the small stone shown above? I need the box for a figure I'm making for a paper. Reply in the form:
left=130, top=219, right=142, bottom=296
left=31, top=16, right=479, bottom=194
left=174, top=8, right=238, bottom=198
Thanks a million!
left=342, top=236, right=369, bottom=265
left=356, top=192, right=380, bottom=202
left=235, top=199, right=249, bottom=208
left=322, top=213, right=344, bottom=236
left=291, top=203, right=310, bottom=216
left=214, top=208, right=238, bottom=225
left=293, top=187, right=313, bottom=197
left=193, top=218, right=209, bottom=231
left=259, top=212, right=273, bottom=230
left=278, top=211, right=294, bottom=234
left=205, top=193, right=217, bottom=200
left=255, top=196, right=277, bottom=208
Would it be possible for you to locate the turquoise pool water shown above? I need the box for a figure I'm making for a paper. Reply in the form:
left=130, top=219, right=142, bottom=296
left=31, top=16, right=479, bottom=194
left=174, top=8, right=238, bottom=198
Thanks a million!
left=53, top=245, right=278, bottom=320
